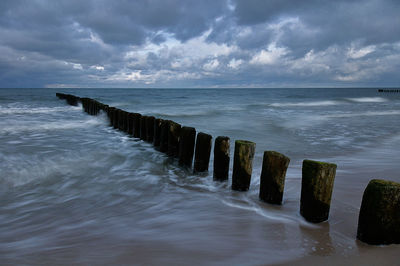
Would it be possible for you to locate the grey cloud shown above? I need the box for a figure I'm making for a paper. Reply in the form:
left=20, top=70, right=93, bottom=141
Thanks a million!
left=0, top=0, right=399, bottom=88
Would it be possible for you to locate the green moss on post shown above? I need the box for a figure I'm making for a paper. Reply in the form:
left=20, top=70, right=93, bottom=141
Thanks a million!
left=167, top=121, right=181, bottom=157
left=300, top=159, right=337, bottom=223
left=193, top=132, right=212, bottom=173
left=146, top=116, right=155, bottom=142
left=259, top=151, right=290, bottom=204
left=153, top=118, right=163, bottom=147
left=357, top=179, right=400, bottom=245
left=159, top=120, right=170, bottom=153
left=213, top=136, right=230, bottom=181
left=178, top=127, right=196, bottom=168
left=231, top=140, right=256, bottom=191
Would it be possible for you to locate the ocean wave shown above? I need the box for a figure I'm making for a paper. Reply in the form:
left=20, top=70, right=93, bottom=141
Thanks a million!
left=270, top=100, right=340, bottom=107
left=324, top=110, right=400, bottom=118
left=0, top=106, right=81, bottom=115
left=345, top=97, right=387, bottom=103
left=0, top=118, right=104, bottom=134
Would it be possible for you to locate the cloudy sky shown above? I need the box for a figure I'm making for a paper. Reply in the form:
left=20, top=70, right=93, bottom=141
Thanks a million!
left=0, top=0, right=399, bottom=88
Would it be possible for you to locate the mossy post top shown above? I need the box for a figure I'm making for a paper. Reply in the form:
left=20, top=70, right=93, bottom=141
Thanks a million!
left=265, top=151, right=290, bottom=161
left=368, top=179, right=400, bottom=188
left=303, top=159, right=337, bottom=169
left=235, top=140, right=256, bottom=146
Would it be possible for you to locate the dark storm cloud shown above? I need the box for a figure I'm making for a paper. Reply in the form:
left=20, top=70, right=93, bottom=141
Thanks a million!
left=0, top=0, right=399, bottom=87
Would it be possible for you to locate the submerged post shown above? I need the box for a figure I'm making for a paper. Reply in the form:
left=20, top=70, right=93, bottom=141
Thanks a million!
left=146, top=116, right=155, bottom=142
left=153, top=118, right=163, bottom=147
left=159, top=120, right=170, bottom=153
left=167, top=121, right=181, bottom=157
left=193, top=132, right=212, bottom=173
left=259, top=151, right=290, bottom=204
left=213, top=136, right=230, bottom=181
left=300, top=160, right=337, bottom=223
left=178, top=127, right=196, bottom=168
left=357, top=179, right=400, bottom=245
left=231, top=140, right=256, bottom=191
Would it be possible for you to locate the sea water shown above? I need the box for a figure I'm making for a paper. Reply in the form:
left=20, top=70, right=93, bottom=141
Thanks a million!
left=1, top=88, right=400, bottom=265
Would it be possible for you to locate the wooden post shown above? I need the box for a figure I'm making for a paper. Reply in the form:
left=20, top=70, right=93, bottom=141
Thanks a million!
left=213, top=136, right=230, bottom=181
left=119, top=110, right=126, bottom=131
left=153, top=118, right=163, bottom=147
left=146, top=116, right=155, bottom=142
left=167, top=121, right=181, bottom=157
left=300, top=159, right=337, bottom=223
left=127, top=113, right=134, bottom=135
left=193, top=132, right=212, bottom=173
left=357, top=179, right=400, bottom=245
left=232, top=140, right=256, bottom=191
left=178, top=127, right=196, bottom=168
left=124, top=111, right=130, bottom=133
left=113, top=109, right=119, bottom=129
left=133, top=113, right=141, bottom=138
left=140, top=116, right=148, bottom=140
left=108, top=107, right=116, bottom=127
left=159, top=120, right=169, bottom=153
left=259, top=151, right=290, bottom=204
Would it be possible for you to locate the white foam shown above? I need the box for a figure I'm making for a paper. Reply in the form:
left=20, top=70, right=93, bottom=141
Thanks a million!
left=324, top=110, right=400, bottom=118
left=346, top=97, right=387, bottom=103
left=270, top=100, right=340, bottom=107
left=0, top=118, right=104, bottom=134
left=0, top=106, right=80, bottom=115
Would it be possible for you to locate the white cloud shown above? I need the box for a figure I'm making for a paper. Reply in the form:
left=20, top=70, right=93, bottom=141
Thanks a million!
left=90, top=65, right=105, bottom=71
left=203, top=59, right=220, bottom=71
left=227, top=58, right=243, bottom=69
left=347, top=44, right=376, bottom=59
left=250, top=43, right=288, bottom=65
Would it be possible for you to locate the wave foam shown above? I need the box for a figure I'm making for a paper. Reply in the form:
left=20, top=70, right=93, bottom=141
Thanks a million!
left=346, top=97, right=387, bottom=103
left=0, top=106, right=81, bottom=115
left=270, top=100, right=340, bottom=107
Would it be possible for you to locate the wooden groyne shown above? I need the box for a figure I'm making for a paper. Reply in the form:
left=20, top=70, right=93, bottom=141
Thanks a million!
left=56, top=92, right=400, bottom=244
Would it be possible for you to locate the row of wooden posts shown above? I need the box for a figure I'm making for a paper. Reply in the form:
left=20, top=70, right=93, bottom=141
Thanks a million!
left=56, top=93, right=400, bottom=245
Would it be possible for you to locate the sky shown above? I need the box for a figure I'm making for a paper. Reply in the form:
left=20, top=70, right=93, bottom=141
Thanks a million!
left=0, top=0, right=399, bottom=88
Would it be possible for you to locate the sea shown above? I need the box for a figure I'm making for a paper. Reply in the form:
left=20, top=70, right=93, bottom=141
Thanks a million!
left=1, top=88, right=399, bottom=265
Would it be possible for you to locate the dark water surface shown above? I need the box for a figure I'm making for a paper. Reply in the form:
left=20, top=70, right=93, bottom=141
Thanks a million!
left=1, top=88, right=400, bottom=265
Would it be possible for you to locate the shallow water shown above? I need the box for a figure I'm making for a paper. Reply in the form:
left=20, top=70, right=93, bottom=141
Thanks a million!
left=1, top=88, right=400, bottom=265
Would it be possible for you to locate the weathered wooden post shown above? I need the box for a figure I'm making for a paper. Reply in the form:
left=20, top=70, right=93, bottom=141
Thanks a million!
left=124, top=111, right=130, bottom=133
left=300, top=160, right=337, bottom=223
left=108, top=107, right=115, bottom=127
left=127, top=113, right=134, bottom=135
left=133, top=113, right=141, bottom=138
left=259, top=151, right=290, bottom=204
left=167, top=121, right=181, bottom=157
left=213, top=136, right=230, bottom=181
left=231, top=140, right=256, bottom=191
left=357, top=179, right=400, bottom=245
left=119, top=110, right=126, bottom=131
left=153, top=118, right=163, bottom=147
left=113, top=109, right=120, bottom=129
left=193, top=132, right=212, bottom=173
left=140, top=115, right=148, bottom=140
left=178, top=127, right=196, bottom=168
left=146, top=116, right=155, bottom=142
left=159, top=120, right=169, bottom=153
